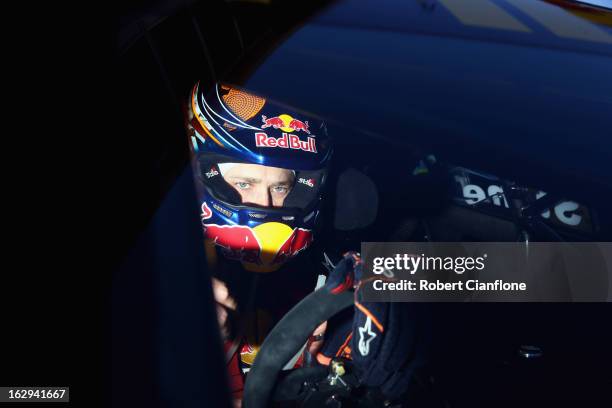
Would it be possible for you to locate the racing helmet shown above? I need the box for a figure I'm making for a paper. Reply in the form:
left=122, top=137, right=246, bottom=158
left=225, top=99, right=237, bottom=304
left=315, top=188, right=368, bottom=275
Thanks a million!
left=186, top=82, right=332, bottom=273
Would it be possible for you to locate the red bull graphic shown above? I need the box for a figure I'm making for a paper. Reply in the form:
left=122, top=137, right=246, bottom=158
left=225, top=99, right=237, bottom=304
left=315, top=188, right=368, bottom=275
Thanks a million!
left=201, top=202, right=212, bottom=220
left=261, top=114, right=311, bottom=134
left=240, top=342, right=259, bottom=366
left=255, top=132, right=317, bottom=153
left=239, top=338, right=304, bottom=371
left=238, top=309, right=304, bottom=371
left=204, top=224, right=262, bottom=264
left=272, top=228, right=314, bottom=265
left=261, top=115, right=285, bottom=130
left=288, top=118, right=310, bottom=134
left=203, top=222, right=313, bottom=272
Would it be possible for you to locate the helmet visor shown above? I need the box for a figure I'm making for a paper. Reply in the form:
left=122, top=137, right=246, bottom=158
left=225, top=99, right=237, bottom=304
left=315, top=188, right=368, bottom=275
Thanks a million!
left=197, top=154, right=327, bottom=212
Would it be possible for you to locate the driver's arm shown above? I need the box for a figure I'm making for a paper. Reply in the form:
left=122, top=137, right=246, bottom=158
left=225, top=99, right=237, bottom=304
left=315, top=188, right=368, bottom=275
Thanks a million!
left=211, top=276, right=237, bottom=340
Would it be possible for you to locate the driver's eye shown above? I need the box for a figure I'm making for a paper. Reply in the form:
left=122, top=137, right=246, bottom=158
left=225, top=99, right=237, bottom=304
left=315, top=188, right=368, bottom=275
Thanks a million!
left=235, top=182, right=251, bottom=190
left=271, top=185, right=289, bottom=194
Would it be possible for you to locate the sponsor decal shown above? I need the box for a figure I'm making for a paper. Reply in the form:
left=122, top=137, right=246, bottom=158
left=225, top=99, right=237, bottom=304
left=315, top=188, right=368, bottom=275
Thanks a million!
left=239, top=310, right=272, bottom=369
left=212, top=203, right=233, bottom=218
left=201, top=202, right=212, bottom=220
left=460, top=183, right=587, bottom=228
left=535, top=191, right=583, bottom=227
left=248, top=212, right=267, bottom=219
left=255, top=132, right=317, bottom=153
left=298, top=177, right=315, bottom=188
left=271, top=227, right=314, bottom=265
left=203, top=224, right=261, bottom=264
left=240, top=343, right=257, bottom=362
left=453, top=168, right=594, bottom=234
left=261, top=114, right=311, bottom=134
left=460, top=183, right=509, bottom=207
left=203, top=222, right=313, bottom=270
left=205, top=167, right=219, bottom=178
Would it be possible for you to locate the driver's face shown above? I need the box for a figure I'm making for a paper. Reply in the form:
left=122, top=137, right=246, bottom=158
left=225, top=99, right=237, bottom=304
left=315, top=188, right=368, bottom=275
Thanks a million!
left=223, top=164, right=295, bottom=207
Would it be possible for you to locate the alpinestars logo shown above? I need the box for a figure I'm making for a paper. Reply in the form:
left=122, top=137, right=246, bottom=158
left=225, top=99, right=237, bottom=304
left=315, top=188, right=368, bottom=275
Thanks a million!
left=298, top=178, right=315, bottom=188
left=205, top=167, right=219, bottom=178
left=358, top=316, right=377, bottom=356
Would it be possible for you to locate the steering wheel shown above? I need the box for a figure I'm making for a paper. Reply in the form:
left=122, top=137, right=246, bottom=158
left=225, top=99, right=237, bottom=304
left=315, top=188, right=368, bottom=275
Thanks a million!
left=242, top=287, right=355, bottom=408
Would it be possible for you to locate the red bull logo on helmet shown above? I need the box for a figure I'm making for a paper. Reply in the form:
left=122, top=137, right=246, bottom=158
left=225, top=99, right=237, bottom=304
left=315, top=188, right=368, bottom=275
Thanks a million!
left=261, top=114, right=310, bottom=134
left=203, top=222, right=313, bottom=272
left=204, top=224, right=261, bottom=264
left=272, top=227, right=313, bottom=265
left=255, top=132, right=317, bottom=153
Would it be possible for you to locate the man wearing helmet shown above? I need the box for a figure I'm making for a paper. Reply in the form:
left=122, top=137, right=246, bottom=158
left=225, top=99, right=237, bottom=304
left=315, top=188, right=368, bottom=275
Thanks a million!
left=186, top=83, right=427, bottom=406
left=186, top=82, right=333, bottom=402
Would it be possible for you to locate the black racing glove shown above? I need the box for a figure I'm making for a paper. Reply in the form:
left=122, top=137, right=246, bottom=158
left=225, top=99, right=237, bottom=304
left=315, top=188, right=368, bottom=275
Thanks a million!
left=321, top=251, right=430, bottom=402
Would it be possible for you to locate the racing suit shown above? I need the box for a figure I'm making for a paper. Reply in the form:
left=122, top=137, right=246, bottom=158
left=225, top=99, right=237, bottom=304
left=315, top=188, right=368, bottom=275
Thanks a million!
left=214, top=246, right=324, bottom=401
left=215, top=248, right=429, bottom=403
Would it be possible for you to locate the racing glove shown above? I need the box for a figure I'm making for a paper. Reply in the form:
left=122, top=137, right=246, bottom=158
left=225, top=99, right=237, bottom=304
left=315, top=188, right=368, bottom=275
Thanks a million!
left=319, top=251, right=429, bottom=401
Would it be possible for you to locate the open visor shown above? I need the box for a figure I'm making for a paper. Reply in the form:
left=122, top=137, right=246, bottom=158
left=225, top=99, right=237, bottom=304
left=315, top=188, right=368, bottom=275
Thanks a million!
left=196, top=154, right=327, bottom=213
